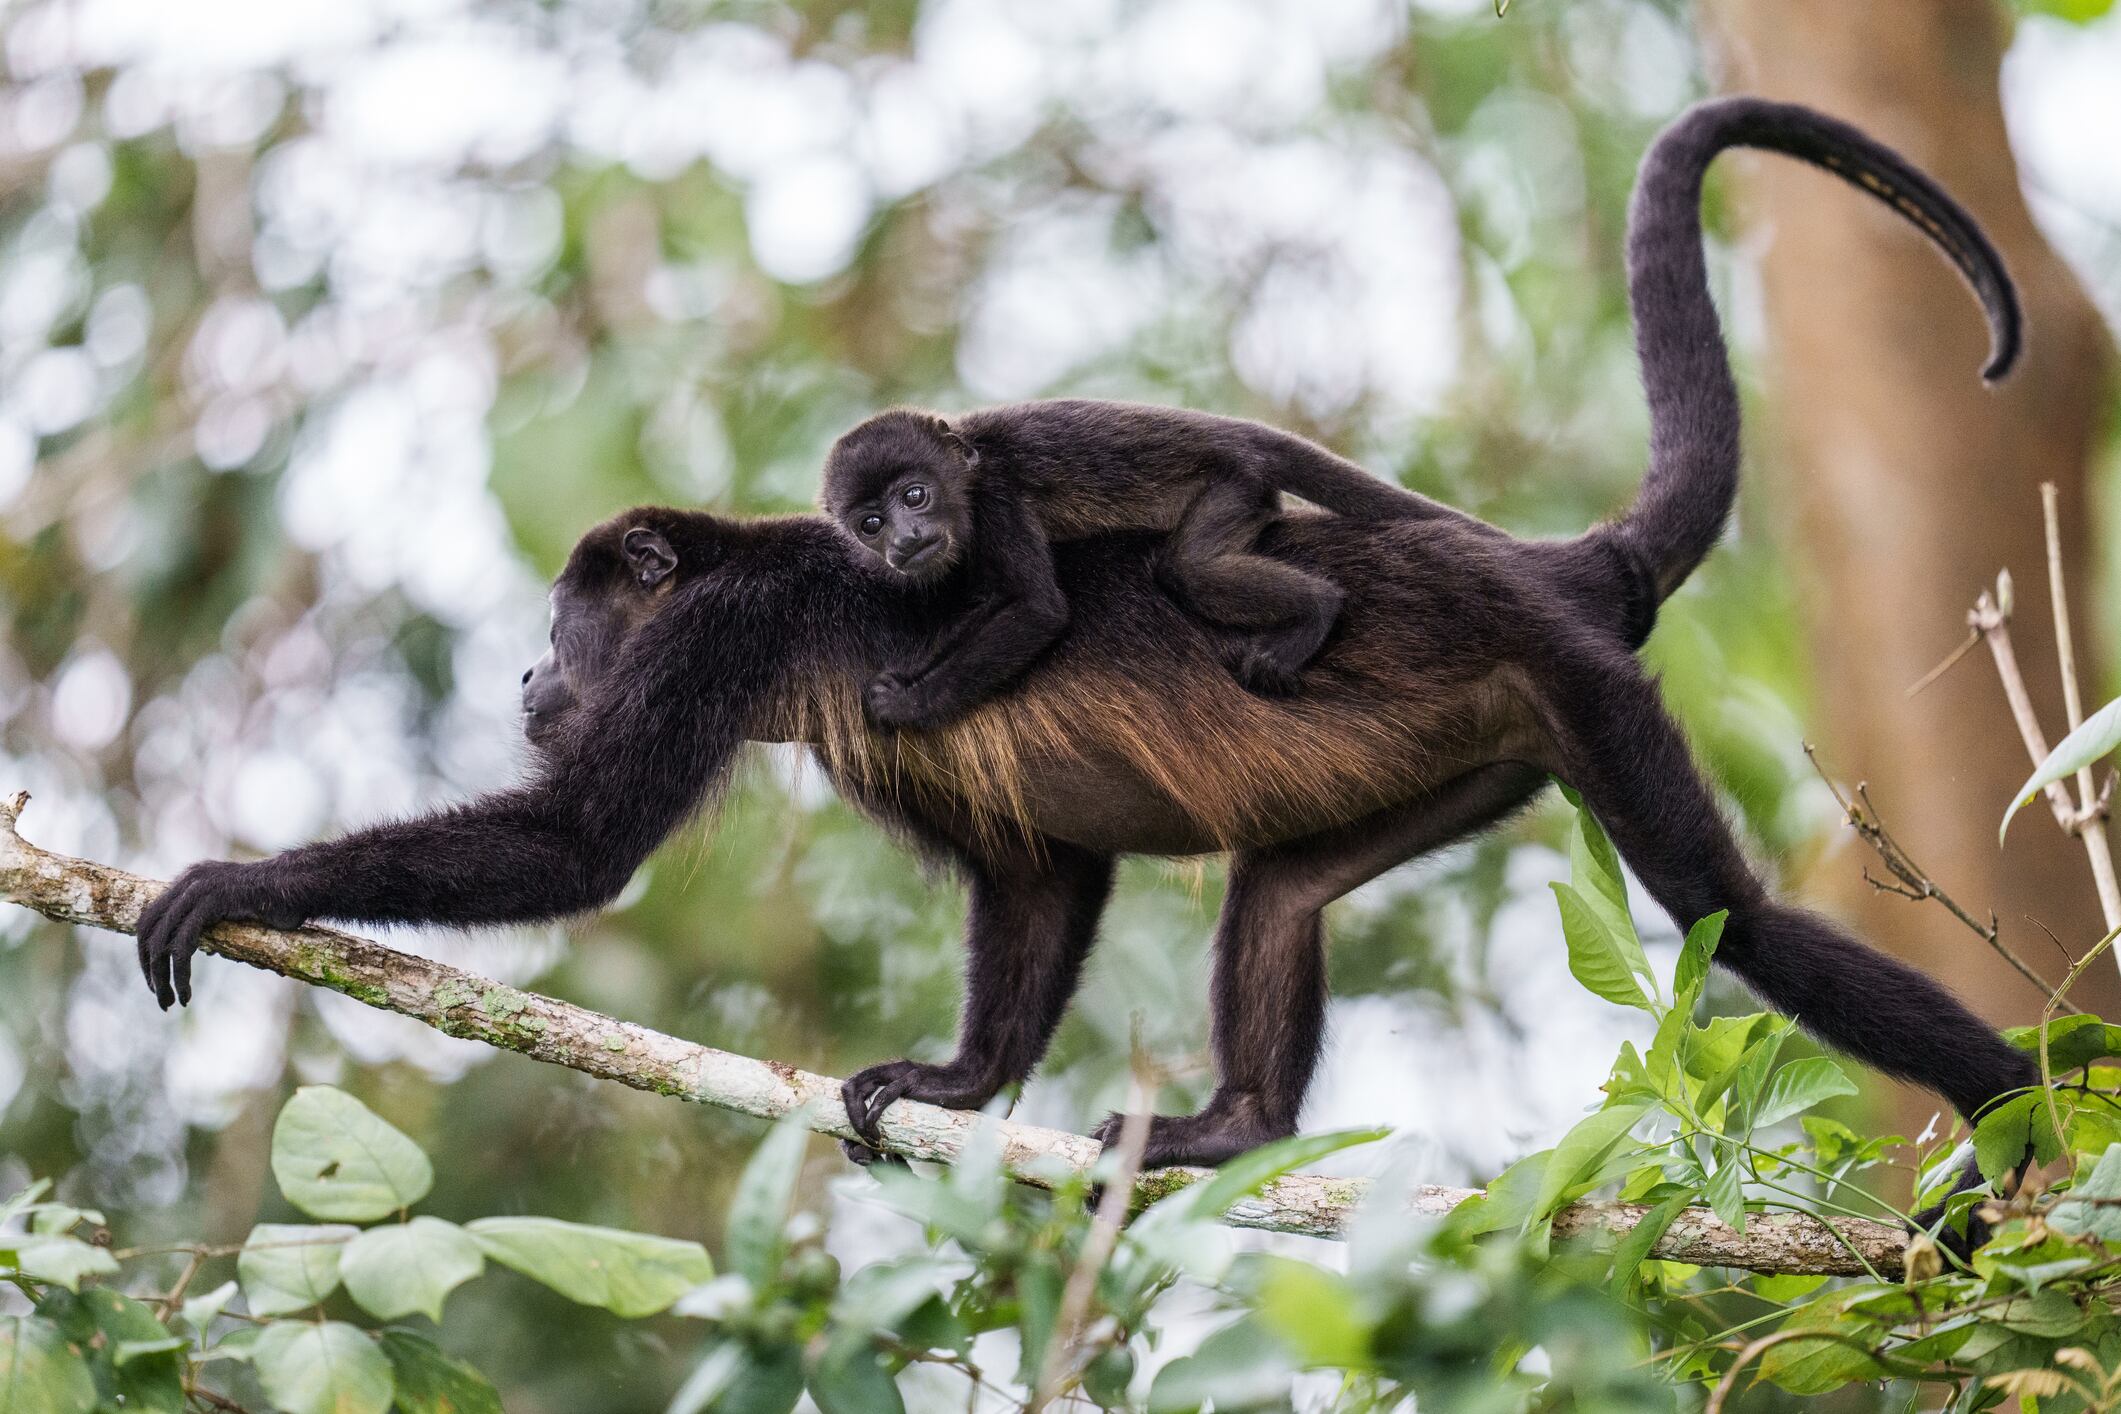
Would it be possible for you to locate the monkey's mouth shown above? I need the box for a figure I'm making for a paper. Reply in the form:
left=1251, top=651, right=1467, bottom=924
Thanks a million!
left=888, top=536, right=946, bottom=576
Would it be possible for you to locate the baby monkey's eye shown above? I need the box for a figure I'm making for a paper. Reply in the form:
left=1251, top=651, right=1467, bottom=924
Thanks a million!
left=859, top=514, right=884, bottom=536
left=901, top=485, right=927, bottom=508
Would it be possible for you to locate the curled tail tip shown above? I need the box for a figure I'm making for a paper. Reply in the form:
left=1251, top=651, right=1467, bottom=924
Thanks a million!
left=1981, top=324, right=2023, bottom=385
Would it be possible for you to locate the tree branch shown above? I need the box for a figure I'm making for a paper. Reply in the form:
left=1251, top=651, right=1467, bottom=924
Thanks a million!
left=0, top=791, right=1907, bottom=1276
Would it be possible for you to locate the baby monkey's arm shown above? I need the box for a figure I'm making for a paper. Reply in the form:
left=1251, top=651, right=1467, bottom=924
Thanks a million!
left=865, top=495, right=1069, bottom=731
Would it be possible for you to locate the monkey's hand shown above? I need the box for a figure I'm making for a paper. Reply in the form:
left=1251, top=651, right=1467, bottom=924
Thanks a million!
left=838, top=1058, right=1001, bottom=1165
left=136, top=859, right=308, bottom=1010
left=862, top=669, right=943, bottom=730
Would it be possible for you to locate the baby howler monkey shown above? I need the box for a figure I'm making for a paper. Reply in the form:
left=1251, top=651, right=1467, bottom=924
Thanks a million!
left=820, top=401, right=1465, bottom=728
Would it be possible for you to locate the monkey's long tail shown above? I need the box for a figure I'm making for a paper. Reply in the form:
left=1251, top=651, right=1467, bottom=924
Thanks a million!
left=1610, top=97, right=2021, bottom=605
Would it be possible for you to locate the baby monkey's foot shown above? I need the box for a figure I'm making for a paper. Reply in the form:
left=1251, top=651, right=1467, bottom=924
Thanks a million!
left=864, top=670, right=930, bottom=728
left=1227, top=645, right=1305, bottom=698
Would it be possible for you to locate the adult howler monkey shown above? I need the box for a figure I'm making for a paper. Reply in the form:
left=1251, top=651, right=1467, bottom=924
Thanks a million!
left=820, top=401, right=1463, bottom=726
left=140, top=100, right=2031, bottom=1205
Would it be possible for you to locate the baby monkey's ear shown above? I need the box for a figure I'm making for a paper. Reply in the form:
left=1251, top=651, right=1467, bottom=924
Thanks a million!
left=621, top=527, right=679, bottom=588
left=933, top=417, right=979, bottom=470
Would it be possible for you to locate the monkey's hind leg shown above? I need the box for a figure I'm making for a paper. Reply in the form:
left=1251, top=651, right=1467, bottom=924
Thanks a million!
left=1091, top=763, right=1551, bottom=1167
left=1156, top=476, right=1345, bottom=696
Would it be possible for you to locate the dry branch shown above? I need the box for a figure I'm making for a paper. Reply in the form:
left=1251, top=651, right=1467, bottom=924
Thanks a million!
left=0, top=790, right=1907, bottom=1276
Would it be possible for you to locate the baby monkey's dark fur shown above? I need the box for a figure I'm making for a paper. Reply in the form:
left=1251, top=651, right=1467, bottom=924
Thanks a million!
left=821, top=402, right=1456, bottom=727
left=138, top=100, right=2028, bottom=1230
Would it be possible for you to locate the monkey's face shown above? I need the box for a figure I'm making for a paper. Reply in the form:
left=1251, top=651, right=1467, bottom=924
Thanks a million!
left=823, top=413, right=975, bottom=585
left=846, top=469, right=966, bottom=583
left=521, top=522, right=681, bottom=748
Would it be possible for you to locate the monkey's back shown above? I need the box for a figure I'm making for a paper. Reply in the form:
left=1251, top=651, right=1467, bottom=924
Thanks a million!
left=958, top=400, right=1288, bottom=540
left=809, top=513, right=1612, bottom=857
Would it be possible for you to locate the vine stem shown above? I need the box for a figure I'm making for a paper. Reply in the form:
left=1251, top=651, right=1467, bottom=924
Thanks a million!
left=0, top=790, right=1905, bottom=1275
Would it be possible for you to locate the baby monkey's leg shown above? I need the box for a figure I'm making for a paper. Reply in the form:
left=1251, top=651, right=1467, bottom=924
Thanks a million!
left=1156, top=475, right=1344, bottom=695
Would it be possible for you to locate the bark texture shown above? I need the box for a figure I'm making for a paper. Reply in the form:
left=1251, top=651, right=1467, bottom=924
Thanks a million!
left=1697, top=0, right=2121, bottom=1111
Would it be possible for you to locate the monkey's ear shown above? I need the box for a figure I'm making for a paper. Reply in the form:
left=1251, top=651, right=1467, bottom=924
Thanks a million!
left=934, top=419, right=979, bottom=469
left=621, top=527, right=678, bottom=588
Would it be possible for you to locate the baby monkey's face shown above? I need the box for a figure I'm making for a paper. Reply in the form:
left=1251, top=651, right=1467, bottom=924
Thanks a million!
left=824, top=411, right=978, bottom=584
left=841, top=454, right=969, bottom=583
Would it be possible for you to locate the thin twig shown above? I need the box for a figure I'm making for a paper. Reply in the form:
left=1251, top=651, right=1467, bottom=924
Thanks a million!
left=1972, top=583, right=2079, bottom=834
left=1906, top=628, right=1981, bottom=699
left=2041, top=483, right=2121, bottom=933
left=1805, top=746, right=2073, bottom=1009
left=1030, top=1050, right=1155, bottom=1412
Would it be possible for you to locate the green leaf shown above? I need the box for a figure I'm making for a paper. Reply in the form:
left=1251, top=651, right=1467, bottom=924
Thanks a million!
left=1752, top=1272, right=1829, bottom=1302
left=35, top=1290, right=185, bottom=1414
left=2053, top=1143, right=2121, bottom=1244
left=725, top=1112, right=811, bottom=1288
left=669, top=1344, right=746, bottom=1414
left=1974, top=1093, right=2060, bottom=1189
left=271, top=1087, right=433, bottom=1222
left=1146, top=1317, right=1297, bottom=1413
left=1704, top=1142, right=1747, bottom=1233
left=2004, top=1014, right=2121, bottom=1073
left=378, top=1330, right=504, bottom=1414
left=827, top=1258, right=950, bottom=1339
left=253, top=1322, right=394, bottom=1414
left=1012, top=1251, right=1064, bottom=1388
left=806, top=1343, right=905, bottom=1414
left=1552, top=882, right=1652, bottom=1012
left=1249, top=1257, right=1368, bottom=1366
left=8, top=1235, right=118, bottom=1292
left=1752, top=1057, right=1858, bottom=1130
left=1533, top=1105, right=1648, bottom=1218
left=180, top=1280, right=237, bottom=1334
left=465, top=1217, right=711, bottom=1318
left=1673, top=911, right=1725, bottom=1010
left=340, top=1218, right=484, bottom=1323
left=1606, top=1194, right=1688, bottom=1299
left=712, top=1346, right=803, bottom=1414
left=2001, top=693, right=2121, bottom=842
left=1996, top=1288, right=2093, bottom=1337
left=0, top=1315, right=96, bottom=1414
left=238, top=1223, right=357, bottom=1316
left=1569, top=805, right=1649, bottom=985
left=0, top=1181, right=51, bottom=1232
left=1755, top=1302, right=1884, bottom=1395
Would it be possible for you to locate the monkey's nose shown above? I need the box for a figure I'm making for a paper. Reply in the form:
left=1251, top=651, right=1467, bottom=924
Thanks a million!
left=888, top=534, right=937, bottom=570
left=521, top=667, right=534, bottom=686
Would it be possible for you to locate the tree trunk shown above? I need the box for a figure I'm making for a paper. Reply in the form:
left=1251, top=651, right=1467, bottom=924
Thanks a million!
left=1696, top=0, right=2120, bottom=1142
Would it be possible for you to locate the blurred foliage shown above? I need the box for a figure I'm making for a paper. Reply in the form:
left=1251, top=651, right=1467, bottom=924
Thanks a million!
left=2, top=0, right=2116, bottom=1408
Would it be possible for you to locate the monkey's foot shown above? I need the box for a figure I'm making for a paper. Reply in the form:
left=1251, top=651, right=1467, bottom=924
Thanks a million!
left=1225, top=647, right=1306, bottom=698
left=838, top=1058, right=1003, bottom=1155
left=1089, top=1104, right=1293, bottom=1170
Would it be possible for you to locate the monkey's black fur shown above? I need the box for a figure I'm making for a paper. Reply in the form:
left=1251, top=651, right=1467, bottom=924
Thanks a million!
left=139, top=99, right=2030, bottom=1224
left=821, top=400, right=1464, bottom=726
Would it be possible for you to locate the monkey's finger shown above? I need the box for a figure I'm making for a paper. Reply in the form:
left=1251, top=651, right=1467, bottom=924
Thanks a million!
left=864, top=1075, right=916, bottom=1140
left=153, top=890, right=211, bottom=1011
left=841, top=1076, right=883, bottom=1144
left=136, top=898, right=163, bottom=991
left=166, top=892, right=223, bottom=1010
left=136, top=881, right=186, bottom=993
left=139, top=882, right=186, bottom=1005
left=172, top=911, right=201, bottom=1008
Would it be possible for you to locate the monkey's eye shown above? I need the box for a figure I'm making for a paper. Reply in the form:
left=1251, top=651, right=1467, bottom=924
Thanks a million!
left=858, top=514, right=884, bottom=536
left=901, top=485, right=927, bottom=508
